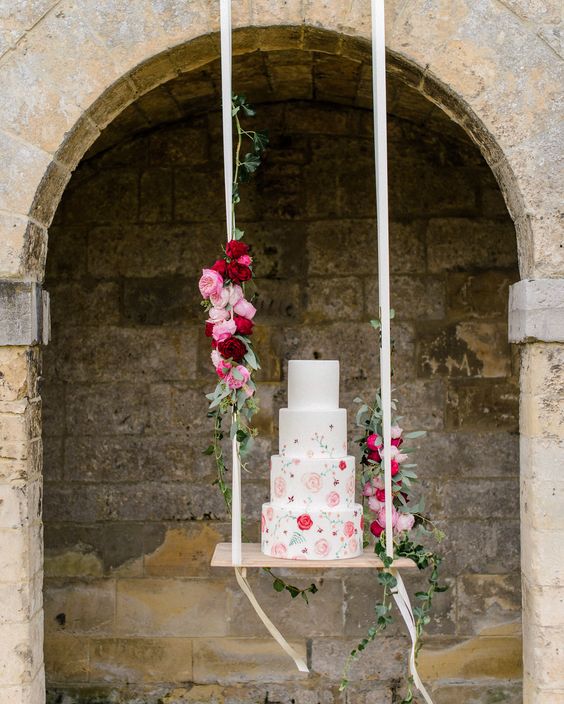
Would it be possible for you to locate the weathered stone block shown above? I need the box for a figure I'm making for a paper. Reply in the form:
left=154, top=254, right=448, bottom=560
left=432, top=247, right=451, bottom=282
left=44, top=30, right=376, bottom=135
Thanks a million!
left=90, top=637, right=192, bottom=683
left=44, top=580, right=115, bottom=635
left=144, top=524, right=227, bottom=578
left=0, top=611, right=43, bottom=685
left=304, top=276, right=363, bottom=323
left=311, top=636, right=407, bottom=681
left=65, top=169, right=139, bottom=224
left=43, top=634, right=88, bottom=683
left=0, top=347, right=38, bottom=402
left=65, top=383, right=149, bottom=436
left=192, top=638, right=307, bottom=684
left=115, top=579, right=228, bottom=637
left=446, top=380, right=519, bottom=431
left=447, top=270, right=516, bottom=319
left=457, top=573, right=522, bottom=636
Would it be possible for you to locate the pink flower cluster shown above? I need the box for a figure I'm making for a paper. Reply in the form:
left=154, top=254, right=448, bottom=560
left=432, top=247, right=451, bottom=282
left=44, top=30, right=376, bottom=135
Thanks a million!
left=362, top=426, right=415, bottom=538
left=198, top=240, right=257, bottom=394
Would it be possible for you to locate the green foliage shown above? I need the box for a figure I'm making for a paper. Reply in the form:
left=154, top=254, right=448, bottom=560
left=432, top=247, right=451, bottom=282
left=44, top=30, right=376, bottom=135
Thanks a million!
left=263, top=568, right=319, bottom=604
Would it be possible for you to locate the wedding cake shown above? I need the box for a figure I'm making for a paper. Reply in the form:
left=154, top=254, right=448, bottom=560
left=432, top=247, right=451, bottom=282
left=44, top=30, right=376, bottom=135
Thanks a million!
left=261, top=360, right=363, bottom=560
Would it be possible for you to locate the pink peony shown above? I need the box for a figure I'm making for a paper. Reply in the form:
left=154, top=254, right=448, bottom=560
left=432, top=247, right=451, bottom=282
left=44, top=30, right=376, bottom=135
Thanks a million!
left=343, top=521, right=355, bottom=538
left=212, top=318, right=237, bottom=342
left=368, top=495, right=383, bottom=512
left=233, top=298, right=257, bottom=320
left=199, top=268, right=223, bottom=299
left=208, top=306, right=230, bottom=322
left=237, top=254, right=253, bottom=266
left=377, top=505, right=399, bottom=529
left=210, top=286, right=230, bottom=309
left=326, top=491, right=340, bottom=508
left=395, top=512, right=415, bottom=532
left=303, top=473, right=322, bottom=492
left=274, top=476, right=286, bottom=498
left=314, top=539, right=330, bottom=557
left=366, top=433, right=382, bottom=451
left=272, top=543, right=287, bottom=557
left=225, top=364, right=251, bottom=390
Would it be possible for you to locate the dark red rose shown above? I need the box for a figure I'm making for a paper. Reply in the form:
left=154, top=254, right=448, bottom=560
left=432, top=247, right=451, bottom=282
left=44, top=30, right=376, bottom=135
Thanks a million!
left=227, top=260, right=252, bottom=284
left=297, top=514, right=313, bottom=531
left=391, top=437, right=403, bottom=448
left=370, top=520, right=384, bottom=538
left=375, top=488, right=386, bottom=503
left=217, top=336, right=247, bottom=362
left=211, top=339, right=218, bottom=350
left=205, top=322, right=214, bottom=337
left=391, top=460, right=399, bottom=477
left=211, top=259, right=228, bottom=276
left=234, top=315, right=254, bottom=336
left=368, top=449, right=381, bottom=462
left=225, top=240, right=249, bottom=260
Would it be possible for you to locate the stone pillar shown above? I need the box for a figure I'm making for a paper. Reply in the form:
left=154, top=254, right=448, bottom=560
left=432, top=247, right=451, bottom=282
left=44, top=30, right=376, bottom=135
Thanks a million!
left=509, top=279, right=564, bottom=703
left=0, top=283, right=48, bottom=704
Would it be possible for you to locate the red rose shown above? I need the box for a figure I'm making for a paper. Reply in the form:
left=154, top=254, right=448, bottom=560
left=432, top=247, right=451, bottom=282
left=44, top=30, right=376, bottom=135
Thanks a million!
left=370, top=520, right=384, bottom=538
left=211, top=339, right=217, bottom=349
left=375, top=488, right=386, bottom=502
left=211, top=259, right=228, bottom=276
left=297, top=514, right=313, bottom=531
left=366, top=433, right=382, bottom=451
left=205, top=322, right=214, bottom=337
left=217, top=336, right=247, bottom=362
left=225, top=240, right=249, bottom=260
left=391, top=437, right=403, bottom=448
left=391, top=460, right=399, bottom=477
left=368, top=449, right=381, bottom=462
left=227, top=260, right=252, bottom=284
left=339, top=460, right=347, bottom=470
left=234, top=315, right=254, bottom=336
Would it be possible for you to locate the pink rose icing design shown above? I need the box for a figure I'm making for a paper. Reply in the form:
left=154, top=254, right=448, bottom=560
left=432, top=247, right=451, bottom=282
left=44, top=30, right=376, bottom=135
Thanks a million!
left=266, top=507, right=274, bottom=521
left=346, top=476, right=355, bottom=496
left=349, top=536, right=358, bottom=553
left=327, top=491, right=340, bottom=508
left=261, top=513, right=266, bottom=532
left=314, top=539, right=330, bottom=557
left=303, top=473, right=322, bottom=492
left=272, top=543, right=287, bottom=557
left=344, top=521, right=355, bottom=538
left=274, top=476, right=286, bottom=498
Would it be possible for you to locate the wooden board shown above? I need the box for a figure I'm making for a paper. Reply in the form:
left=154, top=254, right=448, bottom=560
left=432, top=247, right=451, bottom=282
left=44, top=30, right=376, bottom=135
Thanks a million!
left=211, top=542, right=417, bottom=569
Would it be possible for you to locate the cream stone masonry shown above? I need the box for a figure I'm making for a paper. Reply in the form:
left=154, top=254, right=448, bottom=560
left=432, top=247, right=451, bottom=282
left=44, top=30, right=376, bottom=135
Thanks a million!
left=0, top=1, right=562, bottom=702
left=509, top=279, right=564, bottom=343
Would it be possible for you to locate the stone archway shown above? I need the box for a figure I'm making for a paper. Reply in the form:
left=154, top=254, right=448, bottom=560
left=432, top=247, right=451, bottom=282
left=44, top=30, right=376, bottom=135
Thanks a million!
left=0, top=3, right=562, bottom=703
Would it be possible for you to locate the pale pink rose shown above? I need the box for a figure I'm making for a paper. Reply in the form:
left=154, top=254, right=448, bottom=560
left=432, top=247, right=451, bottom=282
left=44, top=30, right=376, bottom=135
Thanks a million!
left=390, top=445, right=408, bottom=464
left=211, top=350, right=222, bottom=367
left=199, top=268, right=223, bottom=299
left=210, top=286, right=230, bottom=309
left=326, top=491, right=340, bottom=508
left=314, top=539, right=330, bottom=557
left=208, top=306, right=230, bottom=322
left=228, top=284, right=244, bottom=306
left=368, top=495, right=383, bottom=512
left=303, top=473, right=322, bottom=492
left=274, top=476, right=286, bottom=498
left=237, top=254, right=252, bottom=266
left=344, top=521, right=355, bottom=538
left=225, top=364, right=250, bottom=390
left=391, top=425, right=403, bottom=439
left=349, top=536, right=358, bottom=553
left=363, top=481, right=375, bottom=497
left=346, top=476, right=355, bottom=496
left=377, top=505, right=399, bottom=529
left=272, top=542, right=287, bottom=557
left=372, top=476, right=384, bottom=490
left=233, top=298, right=257, bottom=320
left=212, top=318, right=237, bottom=342
left=266, top=507, right=274, bottom=521
left=395, top=512, right=415, bottom=533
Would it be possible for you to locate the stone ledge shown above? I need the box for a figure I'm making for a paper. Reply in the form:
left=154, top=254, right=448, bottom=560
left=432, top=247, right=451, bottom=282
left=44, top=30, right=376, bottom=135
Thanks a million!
left=0, top=282, right=49, bottom=346
left=508, top=279, right=564, bottom=343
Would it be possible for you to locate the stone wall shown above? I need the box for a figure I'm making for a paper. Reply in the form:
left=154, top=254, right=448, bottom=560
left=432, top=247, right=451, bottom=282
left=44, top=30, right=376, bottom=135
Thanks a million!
left=42, top=100, right=521, bottom=703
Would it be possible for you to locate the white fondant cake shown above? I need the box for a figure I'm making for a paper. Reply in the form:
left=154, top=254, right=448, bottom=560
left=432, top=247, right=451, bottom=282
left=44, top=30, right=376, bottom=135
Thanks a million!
left=261, top=360, right=363, bottom=560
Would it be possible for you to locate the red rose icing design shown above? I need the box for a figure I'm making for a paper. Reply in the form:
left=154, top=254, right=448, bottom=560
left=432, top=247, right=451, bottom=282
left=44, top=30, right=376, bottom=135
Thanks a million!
left=339, top=460, right=347, bottom=470
left=297, top=514, right=313, bottom=530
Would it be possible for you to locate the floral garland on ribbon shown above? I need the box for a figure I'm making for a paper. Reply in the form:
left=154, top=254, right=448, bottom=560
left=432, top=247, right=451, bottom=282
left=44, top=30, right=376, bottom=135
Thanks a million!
left=200, top=96, right=318, bottom=602
left=340, top=317, right=447, bottom=703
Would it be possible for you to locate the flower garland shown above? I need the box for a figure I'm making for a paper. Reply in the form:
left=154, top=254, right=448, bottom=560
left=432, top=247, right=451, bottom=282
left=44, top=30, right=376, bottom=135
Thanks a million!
left=200, top=95, right=318, bottom=603
left=340, top=318, right=447, bottom=703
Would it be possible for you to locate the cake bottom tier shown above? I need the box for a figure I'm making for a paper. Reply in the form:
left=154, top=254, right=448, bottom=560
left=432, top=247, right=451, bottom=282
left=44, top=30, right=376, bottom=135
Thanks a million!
left=261, top=502, right=364, bottom=561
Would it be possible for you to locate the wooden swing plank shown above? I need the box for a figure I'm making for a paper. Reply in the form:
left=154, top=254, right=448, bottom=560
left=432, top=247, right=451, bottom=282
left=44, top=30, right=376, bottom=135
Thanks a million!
left=211, top=542, right=417, bottom=569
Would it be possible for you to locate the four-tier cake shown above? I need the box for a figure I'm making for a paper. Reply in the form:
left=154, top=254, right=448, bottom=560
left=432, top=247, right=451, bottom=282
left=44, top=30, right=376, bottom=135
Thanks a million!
left=261, top=360, right=363, bottom=560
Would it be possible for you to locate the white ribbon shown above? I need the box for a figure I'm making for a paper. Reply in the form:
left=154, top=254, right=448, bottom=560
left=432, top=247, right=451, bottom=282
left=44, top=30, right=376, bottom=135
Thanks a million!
left=372, top=1, right=435, bottom=701
left=235, top=567, right=309, bottom=672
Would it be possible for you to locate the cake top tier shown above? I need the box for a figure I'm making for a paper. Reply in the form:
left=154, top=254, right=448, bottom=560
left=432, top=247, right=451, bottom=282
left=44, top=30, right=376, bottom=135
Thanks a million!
left=287, top=360, right=340, bottom=410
